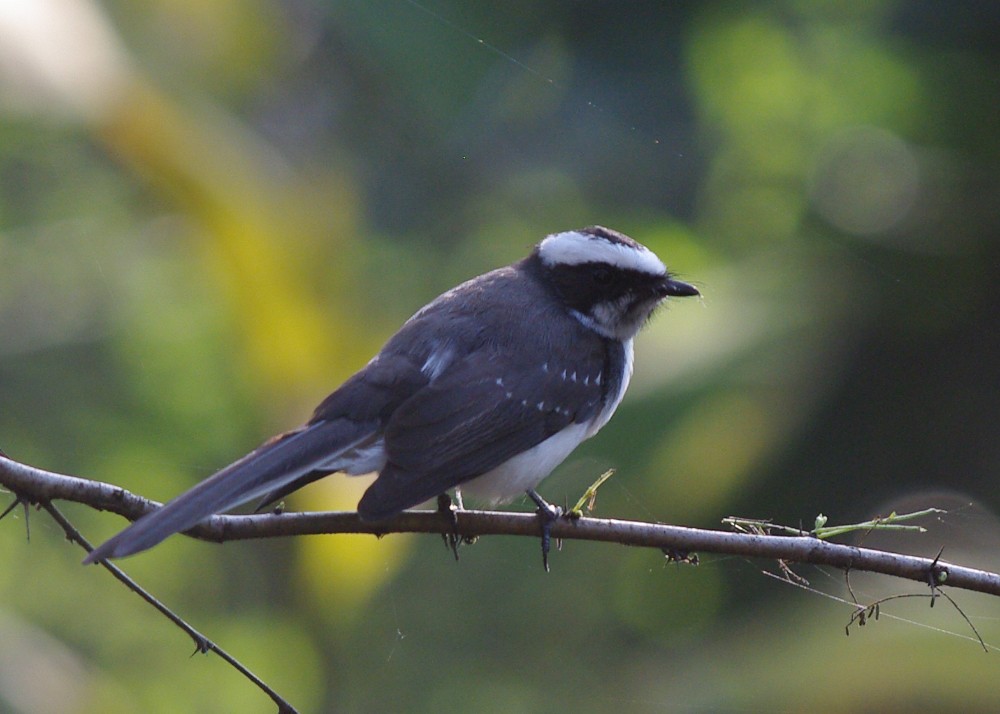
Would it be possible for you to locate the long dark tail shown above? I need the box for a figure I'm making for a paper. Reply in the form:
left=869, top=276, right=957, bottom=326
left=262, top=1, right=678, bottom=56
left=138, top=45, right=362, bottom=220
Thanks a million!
left=84, top=419, right=372, bottom=562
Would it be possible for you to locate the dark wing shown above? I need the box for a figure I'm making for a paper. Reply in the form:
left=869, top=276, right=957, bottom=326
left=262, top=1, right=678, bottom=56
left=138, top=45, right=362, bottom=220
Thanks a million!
left=356, top=347, right=606, bottom=520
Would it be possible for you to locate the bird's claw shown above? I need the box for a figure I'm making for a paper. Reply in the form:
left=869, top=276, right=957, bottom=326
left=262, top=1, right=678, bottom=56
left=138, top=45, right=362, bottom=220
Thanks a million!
left=527, top=490, right=562, bottom=572
left=437, top=493, right=461, bottom=561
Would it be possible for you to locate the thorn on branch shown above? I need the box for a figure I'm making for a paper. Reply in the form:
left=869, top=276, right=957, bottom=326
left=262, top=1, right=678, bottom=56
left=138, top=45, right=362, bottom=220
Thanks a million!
left=190, top=635, right=213, bottom=656
left=927, top=546, right=948, bottom=607
left=1, top=489, right=35, bottom=542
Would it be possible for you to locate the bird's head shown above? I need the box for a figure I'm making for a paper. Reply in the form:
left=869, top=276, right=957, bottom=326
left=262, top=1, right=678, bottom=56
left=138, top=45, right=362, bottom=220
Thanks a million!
left=534, top=226, right=698, bottom=340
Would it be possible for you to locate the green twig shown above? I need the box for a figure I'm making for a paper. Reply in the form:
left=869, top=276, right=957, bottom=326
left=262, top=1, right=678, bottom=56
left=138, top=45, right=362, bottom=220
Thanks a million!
left=569, top=469, right=615, bottom=517
left=723, top=508, right=946, bottom=541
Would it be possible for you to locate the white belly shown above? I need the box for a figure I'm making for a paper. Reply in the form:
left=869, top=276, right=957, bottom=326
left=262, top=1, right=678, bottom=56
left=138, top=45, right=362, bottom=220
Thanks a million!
left=458, top=421, right=591, bottom=504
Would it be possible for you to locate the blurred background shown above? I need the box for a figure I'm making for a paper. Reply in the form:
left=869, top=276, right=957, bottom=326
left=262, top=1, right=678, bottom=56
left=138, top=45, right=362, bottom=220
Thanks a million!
left=1, top=1, right=999, bottom=712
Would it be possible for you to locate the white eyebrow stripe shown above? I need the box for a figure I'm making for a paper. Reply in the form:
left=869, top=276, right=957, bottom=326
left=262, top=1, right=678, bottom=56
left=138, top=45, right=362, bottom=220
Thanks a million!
left=538, top=230, right=666, bottom=276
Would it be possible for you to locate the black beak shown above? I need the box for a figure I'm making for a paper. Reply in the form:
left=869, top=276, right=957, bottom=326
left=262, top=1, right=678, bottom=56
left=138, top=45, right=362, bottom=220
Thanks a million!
left=660, top=277, right=699, bottom=298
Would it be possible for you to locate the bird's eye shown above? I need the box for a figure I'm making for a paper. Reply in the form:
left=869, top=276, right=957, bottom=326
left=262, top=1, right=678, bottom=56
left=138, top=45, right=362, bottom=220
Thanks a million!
left=591, top=267, right=613, bottom=286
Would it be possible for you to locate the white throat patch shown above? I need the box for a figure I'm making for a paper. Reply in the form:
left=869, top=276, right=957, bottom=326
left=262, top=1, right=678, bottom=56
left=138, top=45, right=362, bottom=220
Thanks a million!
left=538, top=229, right=666, bottom=276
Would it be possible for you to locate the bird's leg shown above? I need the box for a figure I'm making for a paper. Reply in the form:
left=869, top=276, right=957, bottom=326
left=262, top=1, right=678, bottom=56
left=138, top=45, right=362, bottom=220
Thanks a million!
left=437, top=492, right=462, bottom=561
left=527, top=489, right=562, bottom=572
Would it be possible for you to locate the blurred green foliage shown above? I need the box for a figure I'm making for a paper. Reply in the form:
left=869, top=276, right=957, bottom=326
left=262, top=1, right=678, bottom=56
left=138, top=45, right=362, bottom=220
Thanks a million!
left=1, top=1, right=998, bottom=712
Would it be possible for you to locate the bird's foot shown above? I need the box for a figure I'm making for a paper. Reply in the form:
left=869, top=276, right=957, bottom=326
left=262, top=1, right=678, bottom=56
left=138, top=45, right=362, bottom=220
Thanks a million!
left=437, top=493, right=464, bottom=561
left=527, top=489, right=562, bottom=572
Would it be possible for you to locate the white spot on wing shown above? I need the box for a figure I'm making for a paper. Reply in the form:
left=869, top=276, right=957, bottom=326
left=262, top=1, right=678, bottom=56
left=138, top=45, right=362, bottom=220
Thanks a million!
left=421, top=343, right=454, bottom=380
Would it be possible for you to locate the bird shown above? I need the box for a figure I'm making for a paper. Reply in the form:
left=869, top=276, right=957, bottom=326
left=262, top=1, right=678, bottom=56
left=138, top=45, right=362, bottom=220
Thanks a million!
left=85, top=226, right=698, bottom=563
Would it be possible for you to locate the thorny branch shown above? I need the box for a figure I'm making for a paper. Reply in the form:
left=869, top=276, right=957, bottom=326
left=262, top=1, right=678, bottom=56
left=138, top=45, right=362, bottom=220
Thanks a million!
left=3, top=452, right=999, bottom=713
left=2, top=452, right=998, bottom=596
